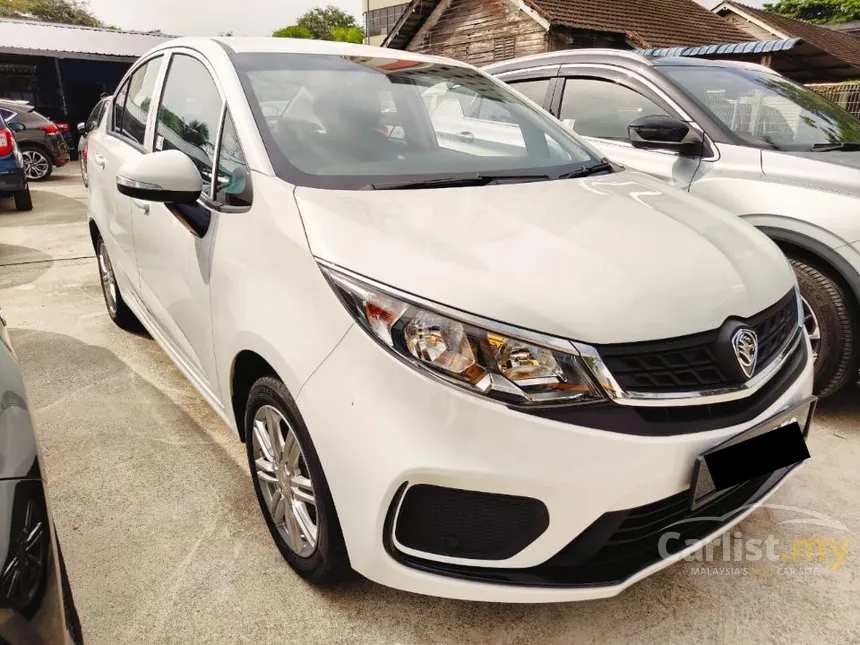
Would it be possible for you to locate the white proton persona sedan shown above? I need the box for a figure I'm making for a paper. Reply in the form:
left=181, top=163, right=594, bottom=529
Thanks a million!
left=86, top=37, right=815, bottom=602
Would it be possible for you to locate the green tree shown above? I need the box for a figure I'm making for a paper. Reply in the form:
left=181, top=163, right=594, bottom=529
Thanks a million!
left=0, top=0, right=104, bottom=27
left=273, top=4, right=364, bottom=41
left=331, top=25, right=364, bottom=43
left=764, top=0, right=860, bottom=24
left=272, top=24, right=312, bottom=38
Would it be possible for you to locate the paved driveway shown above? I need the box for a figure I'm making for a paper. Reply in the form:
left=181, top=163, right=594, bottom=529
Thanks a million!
left=1, top=163, right=859, bottom=645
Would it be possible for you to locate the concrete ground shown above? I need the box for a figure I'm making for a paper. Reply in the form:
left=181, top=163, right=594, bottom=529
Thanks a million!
left=1, top=163, right=859, bottom=645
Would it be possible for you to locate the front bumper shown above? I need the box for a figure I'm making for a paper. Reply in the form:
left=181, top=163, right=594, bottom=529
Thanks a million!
left=297, top=325, right=814, bottom=602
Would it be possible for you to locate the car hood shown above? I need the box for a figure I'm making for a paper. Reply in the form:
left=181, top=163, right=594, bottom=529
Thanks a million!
left=295, top=171, right=795, bottom=344
left=762, top=149, right=860, bottom=198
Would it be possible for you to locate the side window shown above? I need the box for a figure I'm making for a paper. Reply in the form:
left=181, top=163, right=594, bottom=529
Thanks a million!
left=508, top=79, right=551, bottom=107
left=214, top=112, right=252, bottom=208
left=112, top=81, right=128, bottom=135
left=0, top=108, right=16, bottom=122
left=85, top=100, right=105, bottom=131
left=560, top=78, right=669, bottom=140
left=114, top=56, right=163, bottom=145
left=155, top=54, right=223, bottom=190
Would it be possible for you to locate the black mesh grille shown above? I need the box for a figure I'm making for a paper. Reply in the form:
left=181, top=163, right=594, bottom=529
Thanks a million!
left=598, top=290, right=797, bottom=393
left=394, top=485, right=549, bottom=560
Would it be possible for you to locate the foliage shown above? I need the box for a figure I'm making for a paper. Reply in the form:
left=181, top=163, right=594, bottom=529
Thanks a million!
left=331, top=25, right=364, bottom=43
left=272, top=25, right=312, bottom=38
left=273, top=4, right=364, bottom=41
left=764, top=0, right=860, bottom=24
left=0, top=0, right=104, bottom=27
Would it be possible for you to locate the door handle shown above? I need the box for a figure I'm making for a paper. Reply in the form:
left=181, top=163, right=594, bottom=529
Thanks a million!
left=93, top=154, right=107, bottom=169
left=131, top=199, right=149, bottom=215
left=456, top=131, right=475, bottom=143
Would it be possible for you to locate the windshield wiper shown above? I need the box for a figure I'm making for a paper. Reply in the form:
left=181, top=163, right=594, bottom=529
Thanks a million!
left=361, top=173, right=550, bottom=190
left=811, top=142, right=860, bottom=152
left=558, top=162, right=615, bottom=179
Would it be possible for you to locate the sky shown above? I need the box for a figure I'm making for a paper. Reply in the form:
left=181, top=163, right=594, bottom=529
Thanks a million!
left=87, top=0, right=364, bottom=36
left=86, top=0, right=766, bottom=37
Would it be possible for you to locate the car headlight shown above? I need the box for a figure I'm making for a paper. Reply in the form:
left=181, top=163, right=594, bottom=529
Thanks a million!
left=322, top=266, right=605, bottom=407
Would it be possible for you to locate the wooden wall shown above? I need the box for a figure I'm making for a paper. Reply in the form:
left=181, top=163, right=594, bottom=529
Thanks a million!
left=406, top=0, right=548, bottom=66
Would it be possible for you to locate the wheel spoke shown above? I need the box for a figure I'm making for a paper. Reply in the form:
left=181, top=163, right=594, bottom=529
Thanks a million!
left=24, top=522, right=44, bottom=551
left=292, top=500, right=318, bottom=546
left=252, top=419, right=275, bottom=462
left=264, top=407, right=284, bottom=459
left=291, top=475, right=315, bottom=505
left=284, top=505, right=304, bottom=552
left=269, top=490, right=286, bottom=524
left=255, top=458, right=278, bottom=484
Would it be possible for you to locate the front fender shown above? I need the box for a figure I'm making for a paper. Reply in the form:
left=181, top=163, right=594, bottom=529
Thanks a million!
left=690, top=176, right=860, bottom=248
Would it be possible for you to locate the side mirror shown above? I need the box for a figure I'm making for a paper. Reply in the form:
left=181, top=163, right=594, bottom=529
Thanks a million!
left=77, top=122, right=87, bottom=135
left=116, top=150, right=203, bottom=204
left=7, top=121, right=24, bottom=133
left=628, top=115, right=701, bottom=153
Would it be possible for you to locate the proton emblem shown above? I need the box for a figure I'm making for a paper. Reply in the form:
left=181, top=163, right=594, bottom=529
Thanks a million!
left=731, top=327, right=758, bottom=379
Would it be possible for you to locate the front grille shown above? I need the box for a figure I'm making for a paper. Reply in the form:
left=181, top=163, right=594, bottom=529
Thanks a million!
left=394, top=484, right=549, bottom=560
left=597, top=290, right=797, bottom=393
left=387, top=468, right=791, bottom=588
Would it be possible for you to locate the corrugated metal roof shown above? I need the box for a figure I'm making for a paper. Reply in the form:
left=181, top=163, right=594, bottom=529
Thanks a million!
left=0, top=18, right=172, bottom=60
left=635, top=38, right=800, bottom=58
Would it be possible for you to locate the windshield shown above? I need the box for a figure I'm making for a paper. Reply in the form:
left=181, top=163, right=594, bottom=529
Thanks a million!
left=662, top=65, right=860, bottom=150
left=232, top=53, right=602, bottom=189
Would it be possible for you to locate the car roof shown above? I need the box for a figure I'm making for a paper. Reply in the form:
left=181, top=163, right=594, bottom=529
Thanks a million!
left=151, top=36, right=472, bottom=70
left=483, top=48, right=780, bottom=75
left=0, top=99, right=33, bottom=113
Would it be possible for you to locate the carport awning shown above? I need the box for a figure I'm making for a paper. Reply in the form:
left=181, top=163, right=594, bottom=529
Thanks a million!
left=634, top=37, right=860, bottom=83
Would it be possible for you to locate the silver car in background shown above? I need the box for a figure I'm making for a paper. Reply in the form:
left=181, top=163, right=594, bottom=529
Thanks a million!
left=486, top=51, right=860, bottom=397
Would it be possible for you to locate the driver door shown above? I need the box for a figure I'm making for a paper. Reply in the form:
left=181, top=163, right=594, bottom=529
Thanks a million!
left=131, top=52, right=226, bottom=396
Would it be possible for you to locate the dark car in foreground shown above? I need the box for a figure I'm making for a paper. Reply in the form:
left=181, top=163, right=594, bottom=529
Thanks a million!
left=0, top=113, right=32, bottom=211
left=0, top=100, right=70, bottom=181
left=0, top=311, right=83, bottom=643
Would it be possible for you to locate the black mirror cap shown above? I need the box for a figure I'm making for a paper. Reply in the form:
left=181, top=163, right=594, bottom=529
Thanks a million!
left=628, top=115, right=702, bottom=152
left=116, top=178, right=201, bottom=205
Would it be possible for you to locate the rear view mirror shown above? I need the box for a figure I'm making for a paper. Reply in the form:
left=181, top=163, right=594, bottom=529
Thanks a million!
left=7, top=121, right=24, bottom=133
left=628, top=115, right=702, bottom=153
left=116, top=150, right=202, bottom=204
left=77, top=122, right=87, bottom=135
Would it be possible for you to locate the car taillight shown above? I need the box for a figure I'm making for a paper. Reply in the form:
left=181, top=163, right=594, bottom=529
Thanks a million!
left=39, top=123, right=60, bottom=134
left=0, top=129, right=13, bottom=156
left=56, top=122, right=71, bottom=133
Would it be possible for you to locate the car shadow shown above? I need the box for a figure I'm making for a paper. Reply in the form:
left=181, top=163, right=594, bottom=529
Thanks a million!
left=0, top=245, right=53, bottom=290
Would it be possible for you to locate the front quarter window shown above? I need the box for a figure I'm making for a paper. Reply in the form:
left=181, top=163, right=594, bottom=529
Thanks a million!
left=663, top=66, right=860, bottom=150
left=232, top=53, right=603, bottom=190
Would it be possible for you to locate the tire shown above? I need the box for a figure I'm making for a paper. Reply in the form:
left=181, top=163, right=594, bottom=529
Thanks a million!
left=95, top=236, right=138, bottom=330
left=791, top=258, right=860, bottom=397
left=245, top=376, right=351, bottom=585
left=13, top=189, right=32, bottom=211
left=21, top=146, right=53, bottom=181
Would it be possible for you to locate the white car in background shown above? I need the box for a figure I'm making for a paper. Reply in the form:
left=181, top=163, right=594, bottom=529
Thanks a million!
left=85, top=37, right=814, bottom=602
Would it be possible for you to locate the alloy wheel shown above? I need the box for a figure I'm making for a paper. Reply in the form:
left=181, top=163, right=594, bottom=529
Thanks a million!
left=22, top=150, right=50, bottom=180
left=97, top=242, right=118, bottom=316
left=801, top=295, right=821, bottom=362
left=0, top=499, right=47, bottom=609
left=251, top=405, right=319, bottom=557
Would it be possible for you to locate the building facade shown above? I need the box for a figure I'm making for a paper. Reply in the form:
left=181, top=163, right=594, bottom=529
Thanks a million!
left=363, top=0, right=411, bottom=46
left=383, top=0, right=751, bottom=66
